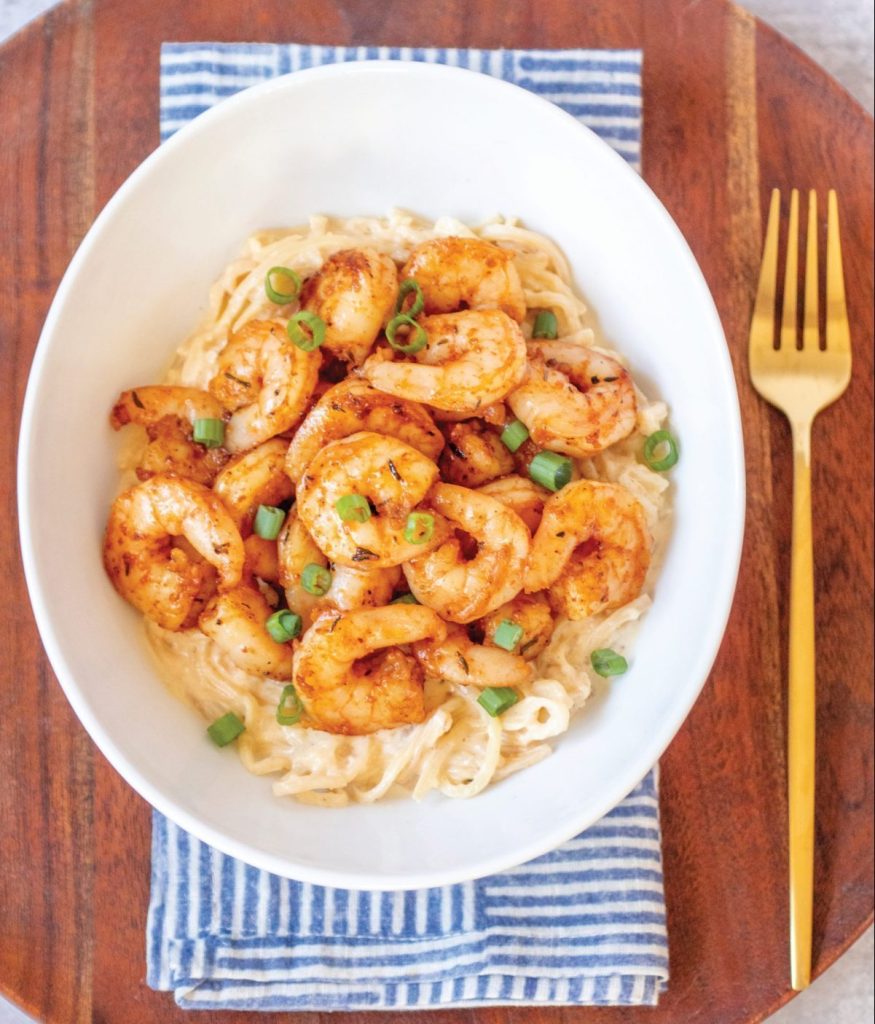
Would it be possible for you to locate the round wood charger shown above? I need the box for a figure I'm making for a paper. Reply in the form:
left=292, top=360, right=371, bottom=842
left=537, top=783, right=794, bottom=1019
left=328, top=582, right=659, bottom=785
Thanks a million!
left=0, top=1, right=871, bottom=1022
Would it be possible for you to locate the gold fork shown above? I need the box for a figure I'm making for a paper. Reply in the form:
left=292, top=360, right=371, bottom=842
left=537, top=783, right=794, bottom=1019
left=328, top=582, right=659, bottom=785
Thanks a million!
left=749, top=189, right=852, bottom=991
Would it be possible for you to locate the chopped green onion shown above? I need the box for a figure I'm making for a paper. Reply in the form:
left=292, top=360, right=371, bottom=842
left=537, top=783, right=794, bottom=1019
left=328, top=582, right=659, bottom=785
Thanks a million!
left=207, top=712, right=245, bottom=747
left=529, top=450, right=572, bottom=491
left=532, top=309, right=559, bottom=339
left=591, top=648, right=628, bottom=677
left=404, top=511, right=434, bottom=545
left=500, top=419, right=530, bottom=453
left=265, top=609, right=302, bottom=643
left=396, top=278, right=425, bottom=317
left=493, top=619, right=524, bottom=651
left=391, top=593, right=419, bottom=605
left=253, top=504, right=286, bottom=540
left=301, top=562, right=332, bottom=596
left=265, top=265, right=302, bottom=304
left=643, top=430, right=679, bottom=471
left=386, top=313, right=428, bottom=355
left=287, top=310, right=326, bottom=351
left=276, top=684, right=304, bottom=726
left=335, top=493, right=372, bottom=523
left=477, top=687, right=520, bottom=717
left=192, top=418, right=225, bottom=448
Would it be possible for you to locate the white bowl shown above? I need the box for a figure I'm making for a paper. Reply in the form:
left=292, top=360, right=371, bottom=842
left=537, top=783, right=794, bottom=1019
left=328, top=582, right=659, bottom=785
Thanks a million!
left=18, top=61, right=744, bottom=890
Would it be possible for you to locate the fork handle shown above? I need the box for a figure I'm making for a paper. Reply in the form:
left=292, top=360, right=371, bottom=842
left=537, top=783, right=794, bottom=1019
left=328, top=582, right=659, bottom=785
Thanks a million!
left=788, top=420, right=815, bottom=990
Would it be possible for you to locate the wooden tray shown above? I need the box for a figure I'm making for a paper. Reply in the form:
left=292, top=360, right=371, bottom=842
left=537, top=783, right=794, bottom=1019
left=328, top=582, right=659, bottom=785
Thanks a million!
left=0, top=1, right=872, bottom=1022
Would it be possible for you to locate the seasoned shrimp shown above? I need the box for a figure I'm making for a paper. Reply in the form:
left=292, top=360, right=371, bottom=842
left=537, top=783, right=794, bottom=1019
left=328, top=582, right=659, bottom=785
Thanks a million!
left=401, top=237, right=526, bottom=321
left=285, top=377, right=443, bottom=484
left=301, top=248, right=398, bottom=365
left=526, top=480, right=651, bottom=618
left=403, top=483, right=530, bottom=623
left=208, top=319, right=320, bottom=452
left=479, top=592, right=554, bottom=660
left=296, top=431, right=449, bottom=568
left=199, top=585, right=293, bottom=678
left=110, top=385, right=229, bottom=485
left=293, top=605, right=447, bottom=734
left=103, top=475, right=244, bottom=630
left=363, top=309, right=527, bottom=414
left=413, top=625, right=533, bottom=687
left=508, top=342, right=637, bottom=457
left=212, top=438, right=293, bottom=534
left=439, top=420, right=514, bottom=487
left=478, top=475, right=550, bottom=534
left=276, top=509, right=400, bottom=625
left=244, top=534, right=280, bottom=583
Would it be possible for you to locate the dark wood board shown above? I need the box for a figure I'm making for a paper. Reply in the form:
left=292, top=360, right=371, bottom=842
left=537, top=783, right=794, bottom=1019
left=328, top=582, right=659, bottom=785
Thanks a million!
left=0, top=1, right=871, bottom=1022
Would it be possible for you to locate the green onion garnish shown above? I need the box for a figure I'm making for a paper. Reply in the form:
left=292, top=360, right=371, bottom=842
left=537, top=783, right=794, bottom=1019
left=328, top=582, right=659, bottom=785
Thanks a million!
left=532, top=310, right=559, bottom=339
left=301, top=563, right=332, bottom=596
left=529, top=451, right=572, bottom=491
left=643, top=430, right=679, bottom=471
left=500, top=419, right=529, bottom=453
left=265, top=266, right=302, bottom=304
left=192, top=418, right=225, bottom=448
left=287, top=310, right=326, bottom=352
left=404, top=511, right=434, bottom=545
left=207, top=712, right=245, bottom=747
left=493, top=619, right=524, bottom=651
left=253, top=504, right=286, bottom=540
left=391, top=593, right=419, bottom=605
left=477, top=687, right=520, bottom=717
left=335, top=494, right=372, bottom=523
left=591, top=648, right=628, bottom=677
left=276, top=684, right=304, bottom=726
left=265, top=609, right=302, bottom=643
left=386, top=313, right=428, bottom=355
left=396, top=278, right=425, bottom=317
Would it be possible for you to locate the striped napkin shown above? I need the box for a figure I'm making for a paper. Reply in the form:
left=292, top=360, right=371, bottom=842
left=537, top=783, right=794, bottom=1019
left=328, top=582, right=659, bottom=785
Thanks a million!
left=149, top=43, right=667, bottom=1011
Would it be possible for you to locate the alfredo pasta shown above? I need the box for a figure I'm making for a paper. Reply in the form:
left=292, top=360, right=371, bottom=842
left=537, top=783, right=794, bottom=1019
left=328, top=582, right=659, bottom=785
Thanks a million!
left=103, top=212, right=675, bottom=806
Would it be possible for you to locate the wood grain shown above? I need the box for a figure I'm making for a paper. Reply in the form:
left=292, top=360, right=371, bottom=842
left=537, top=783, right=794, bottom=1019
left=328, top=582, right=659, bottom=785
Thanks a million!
left=0, top=1, right=871, bottom=1022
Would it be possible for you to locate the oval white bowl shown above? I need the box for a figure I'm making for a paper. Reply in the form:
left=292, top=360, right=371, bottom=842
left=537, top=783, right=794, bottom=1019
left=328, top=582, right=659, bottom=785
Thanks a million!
left=18, top=61, right=744, bottom=890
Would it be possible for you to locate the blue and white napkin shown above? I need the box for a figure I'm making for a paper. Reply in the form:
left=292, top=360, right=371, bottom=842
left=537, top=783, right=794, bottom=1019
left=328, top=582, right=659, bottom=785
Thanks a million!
left=149, top=43, right=666, bottom=1011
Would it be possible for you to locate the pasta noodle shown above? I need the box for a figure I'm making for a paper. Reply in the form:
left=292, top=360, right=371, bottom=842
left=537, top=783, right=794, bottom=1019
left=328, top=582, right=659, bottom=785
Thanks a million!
left=140, top=211, right=672, bottom=805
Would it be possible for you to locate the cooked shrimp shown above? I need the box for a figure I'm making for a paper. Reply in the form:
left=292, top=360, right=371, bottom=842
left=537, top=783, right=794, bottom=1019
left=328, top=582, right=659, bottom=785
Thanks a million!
left=301, top=247, right=398, bottom=365
left=208, top=319, right=320, bottom=452
left=508, top=342, right=637, bottom=457
left=413, top=625, right=533, bottom=687
left=401, top=237, right=526, bottom=321
left=103, top=475, right=244, bottom=630
left=327, top=564, right=402, bottom=611
left=525, top=480, right=651, bottom=618
left=429, top=401, right=507, bottom=426
left=277, top=508, right=328, bottom=627
left=293, top=606, right=447, bottom=734
left=296, top=431, right=448, bottom=568
left=244, top=534, right=279, bottom=583
left=477, top=475, right=550, bottom=534
left=479, top=592, right=554, bottom=660
left=285, top=377, right=443, bottom=484
left=439, top=420, right=514, bottom=487
left=403, top=483, right=530, bottom=623
left=110, top=385, right=230, bottom=485
left=212, top=438, right=293, bottom=534
left=199, top=585, right=293, bottom=678
left=363, top=309, right=527, bottom=414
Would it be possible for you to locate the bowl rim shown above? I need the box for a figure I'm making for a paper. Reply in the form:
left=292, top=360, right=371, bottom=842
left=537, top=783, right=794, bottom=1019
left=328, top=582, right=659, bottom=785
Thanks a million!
left=17, top=59, right=746, bottom=890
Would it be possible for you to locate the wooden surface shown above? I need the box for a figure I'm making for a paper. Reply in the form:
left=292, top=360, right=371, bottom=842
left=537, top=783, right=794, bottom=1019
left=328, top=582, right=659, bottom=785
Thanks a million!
left=0, top=1, right=872, bottom=1021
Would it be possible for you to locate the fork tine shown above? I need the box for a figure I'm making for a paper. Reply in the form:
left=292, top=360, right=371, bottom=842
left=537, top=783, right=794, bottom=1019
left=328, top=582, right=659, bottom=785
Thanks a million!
left=826, top=190, right=852, bottom=355
left=750, top=189, right=781, bottom=354
left=803, top=191, right=819, bottom=350
left=781, top=189, right=800, bottom=349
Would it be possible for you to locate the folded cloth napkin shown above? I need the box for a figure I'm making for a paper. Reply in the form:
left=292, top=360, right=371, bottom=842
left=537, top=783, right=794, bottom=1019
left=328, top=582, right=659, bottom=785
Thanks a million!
left=149, top=42, right=667, bottom=1011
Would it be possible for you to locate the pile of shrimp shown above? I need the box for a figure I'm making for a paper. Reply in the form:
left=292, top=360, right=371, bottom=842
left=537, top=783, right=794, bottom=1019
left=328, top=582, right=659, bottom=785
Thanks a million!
left=104, top=228, right=660, bottom=758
